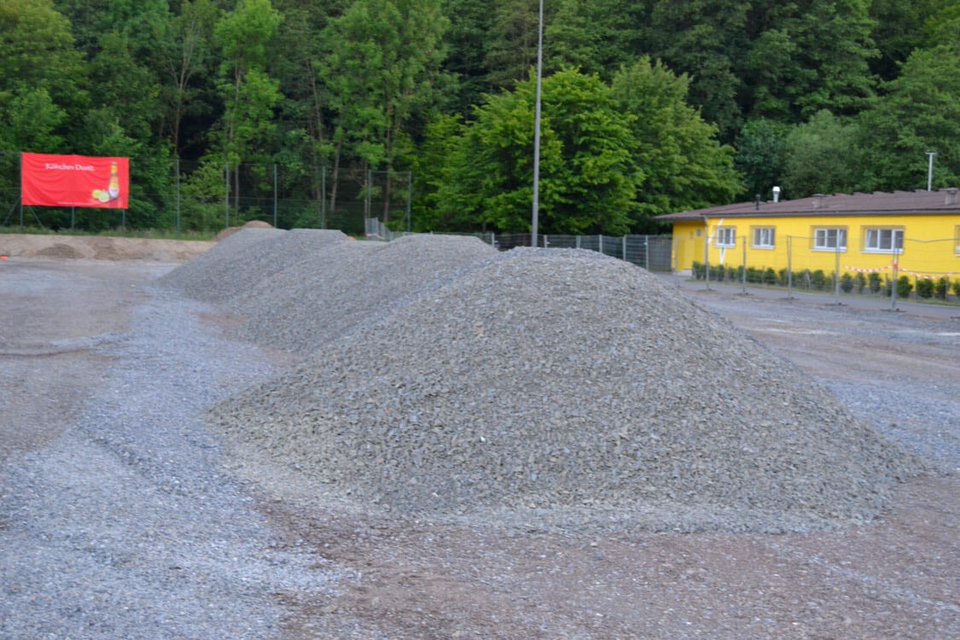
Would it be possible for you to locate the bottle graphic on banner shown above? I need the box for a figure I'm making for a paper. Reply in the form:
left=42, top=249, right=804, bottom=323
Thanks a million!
left=108, top=162, right=120, bottom=200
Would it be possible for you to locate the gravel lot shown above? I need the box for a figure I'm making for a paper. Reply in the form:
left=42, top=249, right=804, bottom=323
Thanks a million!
left=1, top=241, right=958, bottom=639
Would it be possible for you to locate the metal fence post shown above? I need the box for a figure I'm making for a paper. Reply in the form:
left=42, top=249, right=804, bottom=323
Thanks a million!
left=273, top=163, right=278, bottom=227
left=786, top=235, right=793, bottom=298
left=622, top=235, right=627, bottom=263
left=834, top=244, right=841, bottom=302
left=320, top=165, right=327, bottom=229
left=598, top=234, right=603, bottom=255
left=704, top=224, right=711, bottom=290
left=576, top=235, right=581, bottom=249
left=224, top=161, right=229, bottom=228
left=891, top=251, right=899, bottom=311
left=741, top=236, right=747, bottom=294
left=175, top=157, right=181, bottom=235
left=645, top=235, right=650, bottom=271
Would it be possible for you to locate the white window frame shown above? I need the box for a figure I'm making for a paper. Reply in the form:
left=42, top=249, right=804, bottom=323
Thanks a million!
left=714, top=226, right=736, bottom=248
left=813, top=227, right=847, bottom=252
left=863, top=227, right=904, bottom=254
left=752, top=226, right=775, bottom=249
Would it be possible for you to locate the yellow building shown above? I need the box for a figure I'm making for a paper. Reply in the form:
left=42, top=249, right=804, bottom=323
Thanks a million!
left=657, top=190, right=960, bottom=283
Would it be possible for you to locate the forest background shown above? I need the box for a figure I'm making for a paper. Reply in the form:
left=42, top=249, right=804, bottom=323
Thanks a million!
left=1, top=0, right=959, bottom=235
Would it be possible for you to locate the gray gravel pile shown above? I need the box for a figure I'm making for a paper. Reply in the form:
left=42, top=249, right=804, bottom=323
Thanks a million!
left=228, top=233, right=496, bottom=351
left=210, top=248, right=923, bottom=534
left=160, top=227, right=346, bottom=303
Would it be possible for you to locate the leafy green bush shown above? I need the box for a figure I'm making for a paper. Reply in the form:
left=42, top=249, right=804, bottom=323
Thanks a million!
left=868, top=272, right=882, bottom=294
left=763, top=267, right=777, bottom=285
left=855, top=272, right=866, bottom=293
left=896, top=275, right=913, bottom=298
left=915, top=277, right=934, bottom=299
left=840, top=273, right=854, bottom=293
left=811, top=269, right=827, bottom=290
left=934, top=277, right=948, bottom=300
left=952, top=279, right=960, bottom=299
left=777, top=268, right=790, bottom=286
left=692, top=261, right=705, bottom=279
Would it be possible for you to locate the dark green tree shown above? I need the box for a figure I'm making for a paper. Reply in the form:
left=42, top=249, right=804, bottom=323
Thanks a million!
left=734, top=117, right=791, bottom=200
left=855, top=45, right=960, bottom=191
left=437, top=69, right=636, bottom=234
left=611, top=59, right=742, bottom=227
left=780, top=110, right=861, bottom=198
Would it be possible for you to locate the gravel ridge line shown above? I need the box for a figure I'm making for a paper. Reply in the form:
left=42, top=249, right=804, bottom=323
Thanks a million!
left=0, top=285, right=345, bottom=639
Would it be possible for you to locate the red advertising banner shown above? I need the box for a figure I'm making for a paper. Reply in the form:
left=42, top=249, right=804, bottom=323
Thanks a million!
left=21, top=153, right=129, bottom=209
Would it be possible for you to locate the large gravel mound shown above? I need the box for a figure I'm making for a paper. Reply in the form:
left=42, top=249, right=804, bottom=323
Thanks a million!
left=210, top=248, right=922, bottom=533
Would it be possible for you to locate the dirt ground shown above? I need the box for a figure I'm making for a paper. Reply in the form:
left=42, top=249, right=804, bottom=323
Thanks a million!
left=2, top=239, right=958, bottom=639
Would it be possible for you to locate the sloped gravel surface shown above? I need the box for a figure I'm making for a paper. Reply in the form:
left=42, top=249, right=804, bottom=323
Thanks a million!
left=1, top=261, right=345, bottom=639
left=210, top=248, right=923, bottom=534
left=232, top=233, right=496, bottom=352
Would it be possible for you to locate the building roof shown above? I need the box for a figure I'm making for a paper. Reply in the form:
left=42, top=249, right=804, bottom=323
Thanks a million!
left=656, top=189, right=960, bottom=222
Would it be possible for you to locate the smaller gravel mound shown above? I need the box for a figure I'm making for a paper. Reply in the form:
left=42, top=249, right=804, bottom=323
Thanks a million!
left=211, top=249, right=923, bottom=534
left=232, top=233, right=496, bottom=352
left=160, top=228, right=344, bottom=303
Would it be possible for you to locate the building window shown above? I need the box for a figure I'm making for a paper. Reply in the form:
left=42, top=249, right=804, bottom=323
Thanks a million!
left=814, top=227, right=847, bottom=251
left=864, top=227, right=904, bottom=253
left=752, top=227, right=775, bottom=249
left=715, top=227, right=736, bottom=248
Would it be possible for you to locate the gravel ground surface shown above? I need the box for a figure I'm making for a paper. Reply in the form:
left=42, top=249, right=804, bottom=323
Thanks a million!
left=1, top=259, right=344, bottom=639
left=2, top=239, right=958, bottom=639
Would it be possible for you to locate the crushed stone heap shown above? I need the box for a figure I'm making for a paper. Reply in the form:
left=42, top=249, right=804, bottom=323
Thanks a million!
left=159, top=228, right=345, bottom=304
left=231, top=233, right=497, bottom=351
left=209, top=248, right=922, bottom=534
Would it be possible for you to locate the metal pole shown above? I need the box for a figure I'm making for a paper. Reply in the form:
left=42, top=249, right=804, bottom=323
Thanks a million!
left=365, top=169, right=371, bottom=220
left=891, top=251, right=899, bottom=310
left=175, top=157, right=181, bottom=235
left=645, top=235, right=650, bottom=271
left=741, top=236, right=747, bottom=294
left=622, top=235, right=627, bottom=263
left=704, top=218, right=710, bottom=290
left=321, top=165, right=327, bottom=229
left=406, top=171, right=412, bottom=233
left=19, top=155, right=24, bottom=229
left=224, top=161, right=230, bottom=228
left=530, top=0, right=544, bottom=247
left=71, top=207, right=75, bottom=230
left=834, top=244, right=841, bottom=302
left=273, top=163, right=278, bottom=227
left=927, top=151, right=936, bottom=191
left=787, top=235, right=793, bottom=297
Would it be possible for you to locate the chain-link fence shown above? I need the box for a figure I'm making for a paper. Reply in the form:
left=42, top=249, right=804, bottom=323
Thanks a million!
left=365, top=221, right=674, bottom=272
left=0, top=152, right=410, bottom=236
left=690, top=234, right=960, bottom=306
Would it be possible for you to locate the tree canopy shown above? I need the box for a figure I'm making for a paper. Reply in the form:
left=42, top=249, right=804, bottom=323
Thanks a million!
left=0, top=0, right=956, bottom=233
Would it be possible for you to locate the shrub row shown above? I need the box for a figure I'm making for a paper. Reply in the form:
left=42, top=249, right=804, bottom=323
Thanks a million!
left=691, top=262, right=960, bottom=301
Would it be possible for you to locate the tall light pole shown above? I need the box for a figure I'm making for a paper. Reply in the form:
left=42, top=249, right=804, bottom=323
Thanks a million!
left=926, top=151, right=937, bottom=191
left=531, top=0, right=544, bottom=247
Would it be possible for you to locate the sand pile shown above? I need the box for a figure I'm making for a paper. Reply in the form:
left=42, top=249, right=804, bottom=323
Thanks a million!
left=207, top=248, right=921, bottom=533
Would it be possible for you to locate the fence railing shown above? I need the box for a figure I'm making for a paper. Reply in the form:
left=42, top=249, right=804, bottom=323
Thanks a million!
left=365, top=219, right=674, bottom=272
left=691, top=234, right=960, bottom=307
